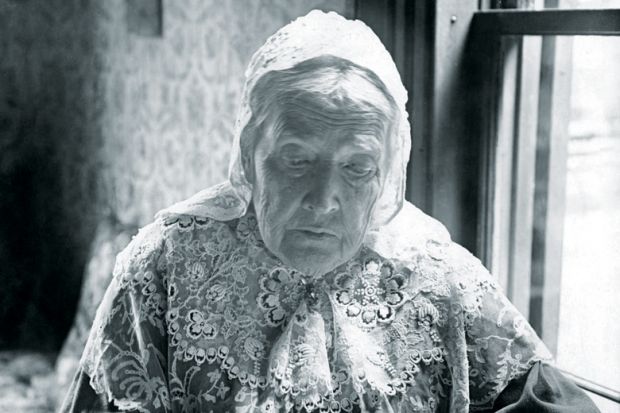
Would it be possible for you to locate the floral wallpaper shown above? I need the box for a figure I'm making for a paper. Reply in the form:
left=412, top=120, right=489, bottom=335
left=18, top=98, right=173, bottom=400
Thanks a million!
left=81, top=0, right=351, bottom=226
left=0, top=0, right=350, bottom=349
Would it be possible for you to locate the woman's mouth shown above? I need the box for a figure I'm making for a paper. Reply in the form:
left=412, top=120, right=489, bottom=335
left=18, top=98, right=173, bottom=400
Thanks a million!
left=293, top=227, right=339, bottom=239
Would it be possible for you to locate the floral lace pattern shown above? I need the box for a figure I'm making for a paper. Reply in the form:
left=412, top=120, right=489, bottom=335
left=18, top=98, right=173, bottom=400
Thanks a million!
left=79, top=205, right=551, bottom=413
left=333, top=258, right=409, bottom=328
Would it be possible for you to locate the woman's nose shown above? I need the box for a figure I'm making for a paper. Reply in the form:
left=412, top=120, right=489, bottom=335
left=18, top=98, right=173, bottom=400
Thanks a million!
left=301, top=166, right=340, bottom=215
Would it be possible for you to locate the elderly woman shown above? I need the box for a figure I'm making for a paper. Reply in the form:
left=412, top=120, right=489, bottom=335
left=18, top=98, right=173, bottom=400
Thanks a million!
left=61, top=10, right=599, bottom=413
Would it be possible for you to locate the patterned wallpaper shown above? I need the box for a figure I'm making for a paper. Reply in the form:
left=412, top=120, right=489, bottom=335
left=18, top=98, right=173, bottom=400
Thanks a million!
left=0, top=0, right=350, bottom=349
left=81, top=0, right=351, bottom=226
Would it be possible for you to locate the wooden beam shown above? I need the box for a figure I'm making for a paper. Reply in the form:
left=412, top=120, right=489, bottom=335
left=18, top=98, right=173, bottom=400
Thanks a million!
left=506, top=35, right=541, bottom=318
left=354, top=0, right=397, bottom=51
left=469, top=31, right=503, bottom=267
left=429, top=0, right=481, bottom=252
left=491, top=36, right=521, bottom=290
left=472, top=9, right=620, bottom=36
left=406, top=0, right=433, bottom=212
left=529, top=35, right=573, bottom=353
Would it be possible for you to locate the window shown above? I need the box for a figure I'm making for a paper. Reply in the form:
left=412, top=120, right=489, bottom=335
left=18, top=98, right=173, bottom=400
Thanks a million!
left=543, top=0, right=619, bottom=9
left=472, top=3, right=620, bottom=411
left=353, top=1, right=619, bottom=407
left=556, top=35, right=620, bottom=395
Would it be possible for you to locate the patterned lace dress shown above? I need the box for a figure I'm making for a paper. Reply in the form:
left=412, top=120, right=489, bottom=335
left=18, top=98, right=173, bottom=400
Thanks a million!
left=72, top=203, right=553, bottom=412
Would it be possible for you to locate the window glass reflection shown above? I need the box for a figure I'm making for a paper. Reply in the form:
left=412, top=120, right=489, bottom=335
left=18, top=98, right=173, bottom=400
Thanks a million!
left=556, top=36, right=620, bottom=392
left=546, top=0, right=620, bottom=9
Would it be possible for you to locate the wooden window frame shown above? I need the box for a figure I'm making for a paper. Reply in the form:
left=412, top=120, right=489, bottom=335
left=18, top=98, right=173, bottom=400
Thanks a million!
left=354, top=0, right=620, bottom=403
left=472, top=9, right=620, bottom=36
left=470, top=6, right=620, bottom=405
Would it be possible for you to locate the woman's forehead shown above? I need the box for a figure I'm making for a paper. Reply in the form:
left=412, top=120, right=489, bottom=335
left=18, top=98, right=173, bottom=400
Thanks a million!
left=258, top=118, right=385, bottom=164
left=265, top=104, right=388, bottom=148
left=276, top=131, right=383, bottom=153
left=269, top=92, right=391, bottom=131
left=277, top=107, right=388, bottom=134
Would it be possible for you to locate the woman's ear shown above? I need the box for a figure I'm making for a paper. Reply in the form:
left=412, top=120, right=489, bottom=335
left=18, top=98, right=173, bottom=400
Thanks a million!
left=241, top=148, right=255, bottom=184
left=240, top=128, right=254, bottom=184
left=241, top=123, right=261, bottom=185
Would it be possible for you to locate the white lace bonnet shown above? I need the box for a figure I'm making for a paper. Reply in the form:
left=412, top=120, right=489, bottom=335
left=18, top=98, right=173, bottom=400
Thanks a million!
left=157, top=10, right=411, bottom=227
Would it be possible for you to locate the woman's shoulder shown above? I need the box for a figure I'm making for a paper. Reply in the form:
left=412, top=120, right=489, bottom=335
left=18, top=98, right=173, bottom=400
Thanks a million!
left=154, top=212, right=247, bottom=246
left=416, top=230, right=500, bottom=306
left=369, top=201, right=451, bottom=254
left=113, top=219, right=166, bottom=277
left=112, top=213, right=242, bottom=280
left=369, top=202, right=498, bottom=300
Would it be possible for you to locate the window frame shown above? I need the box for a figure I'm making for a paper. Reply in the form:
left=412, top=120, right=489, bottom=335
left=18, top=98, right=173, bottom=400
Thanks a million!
left=470, top=5, right=620, bottom=405
left=354, top=0, right=620, bottom=403
left=356, top=0, right=620, bottom=403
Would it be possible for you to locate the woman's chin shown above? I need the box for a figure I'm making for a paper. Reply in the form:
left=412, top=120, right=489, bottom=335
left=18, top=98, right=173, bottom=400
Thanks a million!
left=267, top=232, right=359, bottom=278
left=280, top=251, right=344, bottom=278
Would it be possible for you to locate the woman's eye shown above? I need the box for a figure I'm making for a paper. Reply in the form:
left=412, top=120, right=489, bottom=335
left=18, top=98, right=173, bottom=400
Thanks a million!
left=343, top=162, right=376, bottom=179
left=278, top=144, right=313, bottom=170
left=282, top=156, right=311, bottom=169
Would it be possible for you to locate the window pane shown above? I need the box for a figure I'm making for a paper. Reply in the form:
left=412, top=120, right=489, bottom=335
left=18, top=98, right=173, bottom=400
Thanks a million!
left=545, top=0, right=620, bottom=9
left=555, top=36, right=620, bottom=394
left=585, top=391, right=620, bottom=413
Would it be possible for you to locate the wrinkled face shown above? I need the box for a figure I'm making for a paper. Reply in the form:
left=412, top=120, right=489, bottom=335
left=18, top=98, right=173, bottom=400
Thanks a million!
left=247, top=94, right=392, bottom=277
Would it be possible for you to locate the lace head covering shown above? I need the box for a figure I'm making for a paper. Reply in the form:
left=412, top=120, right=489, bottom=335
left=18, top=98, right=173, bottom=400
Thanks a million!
left=157, top=10, right=410, bottom=227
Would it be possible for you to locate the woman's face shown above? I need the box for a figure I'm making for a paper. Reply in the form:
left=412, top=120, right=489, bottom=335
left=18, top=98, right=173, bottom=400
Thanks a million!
left=248, top=94, right=391, bottom=277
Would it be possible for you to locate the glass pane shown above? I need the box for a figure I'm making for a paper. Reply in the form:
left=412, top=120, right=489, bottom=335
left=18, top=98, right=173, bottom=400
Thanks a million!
left=555, top=35, right=620, bottom=398
left=545, top=0, right=620, bottom=9
left=586, top=391, right=620, bottom=413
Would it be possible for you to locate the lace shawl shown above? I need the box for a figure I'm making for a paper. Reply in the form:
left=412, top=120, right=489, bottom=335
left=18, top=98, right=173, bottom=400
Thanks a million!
left=79, top=10, right=551, bottom=412
left=80, top=202, right=551, bottom=412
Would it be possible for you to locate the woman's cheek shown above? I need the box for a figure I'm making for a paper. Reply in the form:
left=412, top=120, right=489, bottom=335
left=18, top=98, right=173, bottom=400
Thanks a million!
left=260, top=161, right=288, bottom=204
left=269, top=172, right=303, bottom=209
left=343, top=180, right=380, bottom=243
left=261, top=165, right=304, bottom=228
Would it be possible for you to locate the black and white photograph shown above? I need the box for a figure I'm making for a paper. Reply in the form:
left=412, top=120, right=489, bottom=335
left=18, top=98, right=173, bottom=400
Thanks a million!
left=0, top=0, right=618, bottom=412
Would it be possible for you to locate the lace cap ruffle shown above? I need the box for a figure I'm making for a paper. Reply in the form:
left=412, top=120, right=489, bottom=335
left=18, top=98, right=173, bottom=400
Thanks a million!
left=157, top=10, right=411, bottom=227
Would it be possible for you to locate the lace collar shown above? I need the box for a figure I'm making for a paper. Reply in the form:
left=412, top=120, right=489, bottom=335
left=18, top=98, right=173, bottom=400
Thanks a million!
left=83, top=205, right=551, bottom=412
left=160, top=211, right=430, bottom=411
